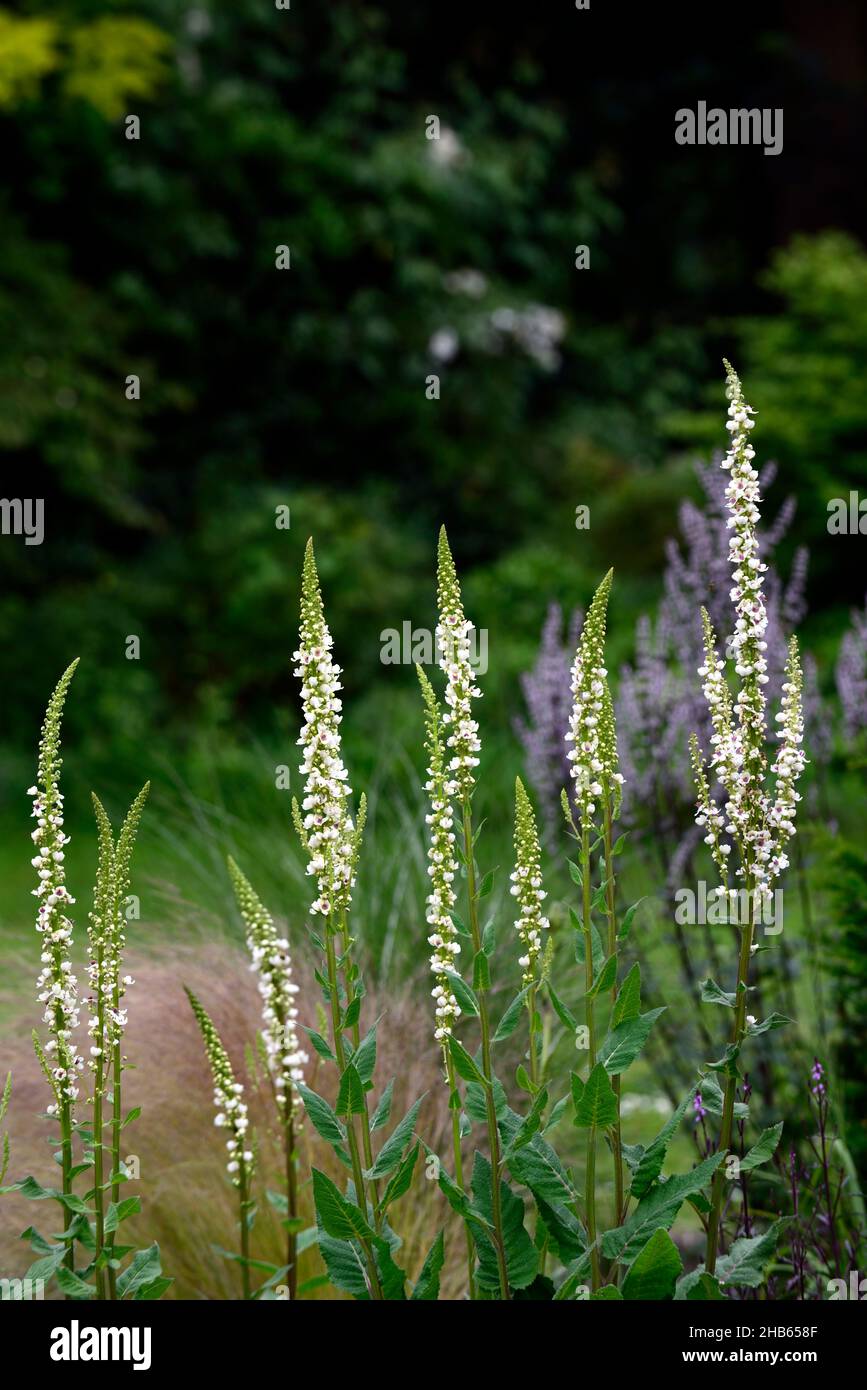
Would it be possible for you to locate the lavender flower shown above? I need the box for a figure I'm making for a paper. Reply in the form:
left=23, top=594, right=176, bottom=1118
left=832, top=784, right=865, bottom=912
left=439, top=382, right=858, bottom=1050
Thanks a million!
left=836, top=597, right=867, bottom=742
left=514, top=603, right=582, bottom=836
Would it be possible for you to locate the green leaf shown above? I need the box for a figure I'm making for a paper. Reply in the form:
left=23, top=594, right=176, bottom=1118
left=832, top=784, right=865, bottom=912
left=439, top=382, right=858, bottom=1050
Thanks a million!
left=547, top=983, right=578, bottom=1032
left=367, top=1097, right=424, bottom=1180
left=746, top=1013, right=792, bottom=1037
left=478, top=869, right=496, bottom=899
left=674, top=1269, right=725, bottom=1301
left=317, top=1229, right=370, bottom=1300
left=104, top=1196, right=141, bottom=1233
left=481, top=918, right=496, bottom=956
left=466, top=1076, right=508, bottom=1125
left=716, top=1220, right=789, bottom=1288
left=471, top=1153, right=538, bottom=1291
left=598, top=1008, right=666, bottom=1076
left=515, top=1064, right=533, bottom=1093
left=502, top=1089, right=548, bottom=1158
left=586, top=953, right=617, bottom=999
left=55, top=1267, right=96, bottom=1300
left=611, top=833, right=629, bottom=855
left=371, top=1079, right=394, bottom=1131
left=493, top=986, right=531, bottom=1042
left=120, top=1107, right=141, bottom=1130
left=353, top=1025, right=378, bottom=1087
left=303, top=1027, right=336, bottom=1062
left=622, top=1227, right=683, bottom=1300
left=449, top=1035, right=488, bottom=1087
left=740, top=1122, right=784, bottom=1173
left=591, top=1284, right=623, bottom=1300
left=411, top=1230, right=445, bottom=1301
left=618, top=897, right=646, bottom=941
left=312, top=1169, right=374, bottom=1244
left=379, top=1142, right=419, bottom=1211
left=700, top=977, right=737, bottom=1007
left=602, top=1152, right=726, bottom=1266
left=700, top=1075, right=748, bottom=1118
left=134, top=1276, right=173, bottom=1301
left=472, top=949, right=491, bottom=992
left=442, top=970, right=480, bottom=1018
left=572, top=1062, right=618, bottom=1128
left=342, top=996, right=362, bottom=1030
left=532, top=1197, right=586, bottom=1264
left=296, top=1083, right=349, bottom=1158
left=567, top=859, right=583, bottom=887
left=612, top=962, right=641, bottom=1027
left=117, top=1243, right=163, bottom=1299
left=630, top=1089, right=696, bottom=1199
left=505, top=1128, right=577, bottom=1205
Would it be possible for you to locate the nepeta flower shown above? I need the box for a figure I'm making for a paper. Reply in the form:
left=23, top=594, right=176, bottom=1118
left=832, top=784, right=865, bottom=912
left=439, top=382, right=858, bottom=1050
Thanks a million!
left=292, top=539, right=360, bottom=919
left=436, top=526, right=481, bottom=798
left=836, top=597, right=867, bottom=742
left=510, top=779, right=549, bottom=985
left=31, top=660, right=81, bottom=1116
left=514, top=603, right=583, bottom=837
left=228, top=858, right=307, bottom=1121
left=418, top=665, right=461, bottom=1044
left=186, top=988, right=254, bottom=1186
left=566, top=569, right=620, bottom=826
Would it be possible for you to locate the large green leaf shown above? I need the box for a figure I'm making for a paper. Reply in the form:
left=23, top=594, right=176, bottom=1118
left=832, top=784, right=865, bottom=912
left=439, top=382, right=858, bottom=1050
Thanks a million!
left=378, top=1142, right=419, bottom=1211
left=630, top=1089, right=695, bottom=1199
left=601, top=1152, right=725, bottom=1265
left=622, top=1227, right=683, bottom=1300
left=572, top=1063, right=618, bottom=1128
left=598, top=1008, right=666, bottom=1075
left=471, top=1153, right=538, bottom=1292
left=371, top=1079, right=394, bottom=1131
left=443, top=970, right=480, bottom=1019
left=312, top=1169, right=374, bottom=1244
left=116, top=1243, right=163, bottom=1300
left=612, top=962, right=641, bottom=1027
left=449, top=1035, right=488, bottom=1087
left=296, top=1082, right=348, bottom=1158
left=493, top=986, right=531, bottom=1042
left=674, top=1269, right=725, bottom=1301
left=336, top=1062, right=366, bottom=1117
left=533, top=1196, right=586, bottom=1264
left=716, top=1220, right=788, bottom=1288
left=411, top=1231, right=445, bottom=1301
left=366, top=1097, right=424, bottom=1180
left=353, top=1024, right=378, bottom=1086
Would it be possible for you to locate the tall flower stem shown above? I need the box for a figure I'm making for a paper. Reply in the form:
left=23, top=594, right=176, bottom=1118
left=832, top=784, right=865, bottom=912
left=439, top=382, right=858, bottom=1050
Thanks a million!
left=92, top=941, right=107, bottom=1300
left=602, top=796, right=624, bottom=1226
left=285, top=1115, right=298, bottom=1299
left=446, top=1051, right=476, bottom=1299
left=581, top=821, right=601, bottom=1291
left=706, top=886, right=755, bottom=1272
left=338, top=909, right=382, bottom=1226
left=105, top=1032, right=122, bottom=1301
left=462, top=798, right=510, bottom=1301
left=323, top=925, right=384, bottom=1300
left=239, top=1174, right=253, bottom=1301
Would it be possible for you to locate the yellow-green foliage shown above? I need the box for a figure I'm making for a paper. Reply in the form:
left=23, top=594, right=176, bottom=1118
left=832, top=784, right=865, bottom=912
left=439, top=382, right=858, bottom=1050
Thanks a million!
left=0, top=9, right=172, bottom=119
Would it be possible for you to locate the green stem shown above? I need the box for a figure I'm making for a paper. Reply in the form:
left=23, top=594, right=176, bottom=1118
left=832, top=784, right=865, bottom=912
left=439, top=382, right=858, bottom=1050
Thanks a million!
left=105, top=1036, right=122, bottom=1301
left=445, top=1051, right=476, bottom=1299
left=59, top=1095, right=74, bottom=1284
left=526, top=985, right=540, bottom=1089
left=602, top=798, right=624, bottom=1227
left=285, top=1113, right=298, bottom=1300
left=92, top=942, right=107, bottom=1300
left=706, top=888, right=755, bottom=1274
left=338, top=911, right=382, bottom=1227
left=323, top=926, right=383, bottom=1300
left=581, top=821, right=601, bottom=1291
left=240, top=1170, right=252, bottom=1300
left=462, top=798, right=510, bottom=1301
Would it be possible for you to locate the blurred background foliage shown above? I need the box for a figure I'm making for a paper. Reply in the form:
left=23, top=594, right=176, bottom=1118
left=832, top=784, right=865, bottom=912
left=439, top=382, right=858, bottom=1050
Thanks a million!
left=1, top=0, right=866, bottom=1293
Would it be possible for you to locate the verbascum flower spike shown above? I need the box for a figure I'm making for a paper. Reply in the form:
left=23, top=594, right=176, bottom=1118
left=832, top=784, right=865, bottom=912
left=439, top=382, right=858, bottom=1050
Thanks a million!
left=510, top=779, right=549, bottom=986
left=186, top=987, right=255, bottom=1188
left=417, top=664, right=461, bottom=1046
left=228, top=857, right=308, bottom=1121
left=598, top=677, right=624, bottom=817
left=87, top=795, right=116, bottom=1084
left=30, top=659, right=81, bottom=1116
left=292, top=539, right=357, bottom=919
left=436, top=526, right=481, bottom=798
left=566, top=570, right=614, bottom=827
left=767, top=636, right=806, bottom=869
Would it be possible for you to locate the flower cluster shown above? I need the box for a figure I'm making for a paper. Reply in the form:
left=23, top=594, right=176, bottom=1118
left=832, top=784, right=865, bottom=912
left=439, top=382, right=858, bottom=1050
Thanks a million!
left=292, top=539, right=359, bottom=919
left=566, top=569, right=621, bottom=825
left=418, top=665, right=461, bottom=1045
left=692, top=363, right=806, bottom=902
left=86, top=786, right=149, bottom=1081
left=30, top=660, right=82, bottom=1117
left=186, top=988, right=254, bottom=1187
left=228, top=857, right=307, bottom=1122
left=510, top=779, right=549, bottom=985
left=436, top=527, right=481, bottom=798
